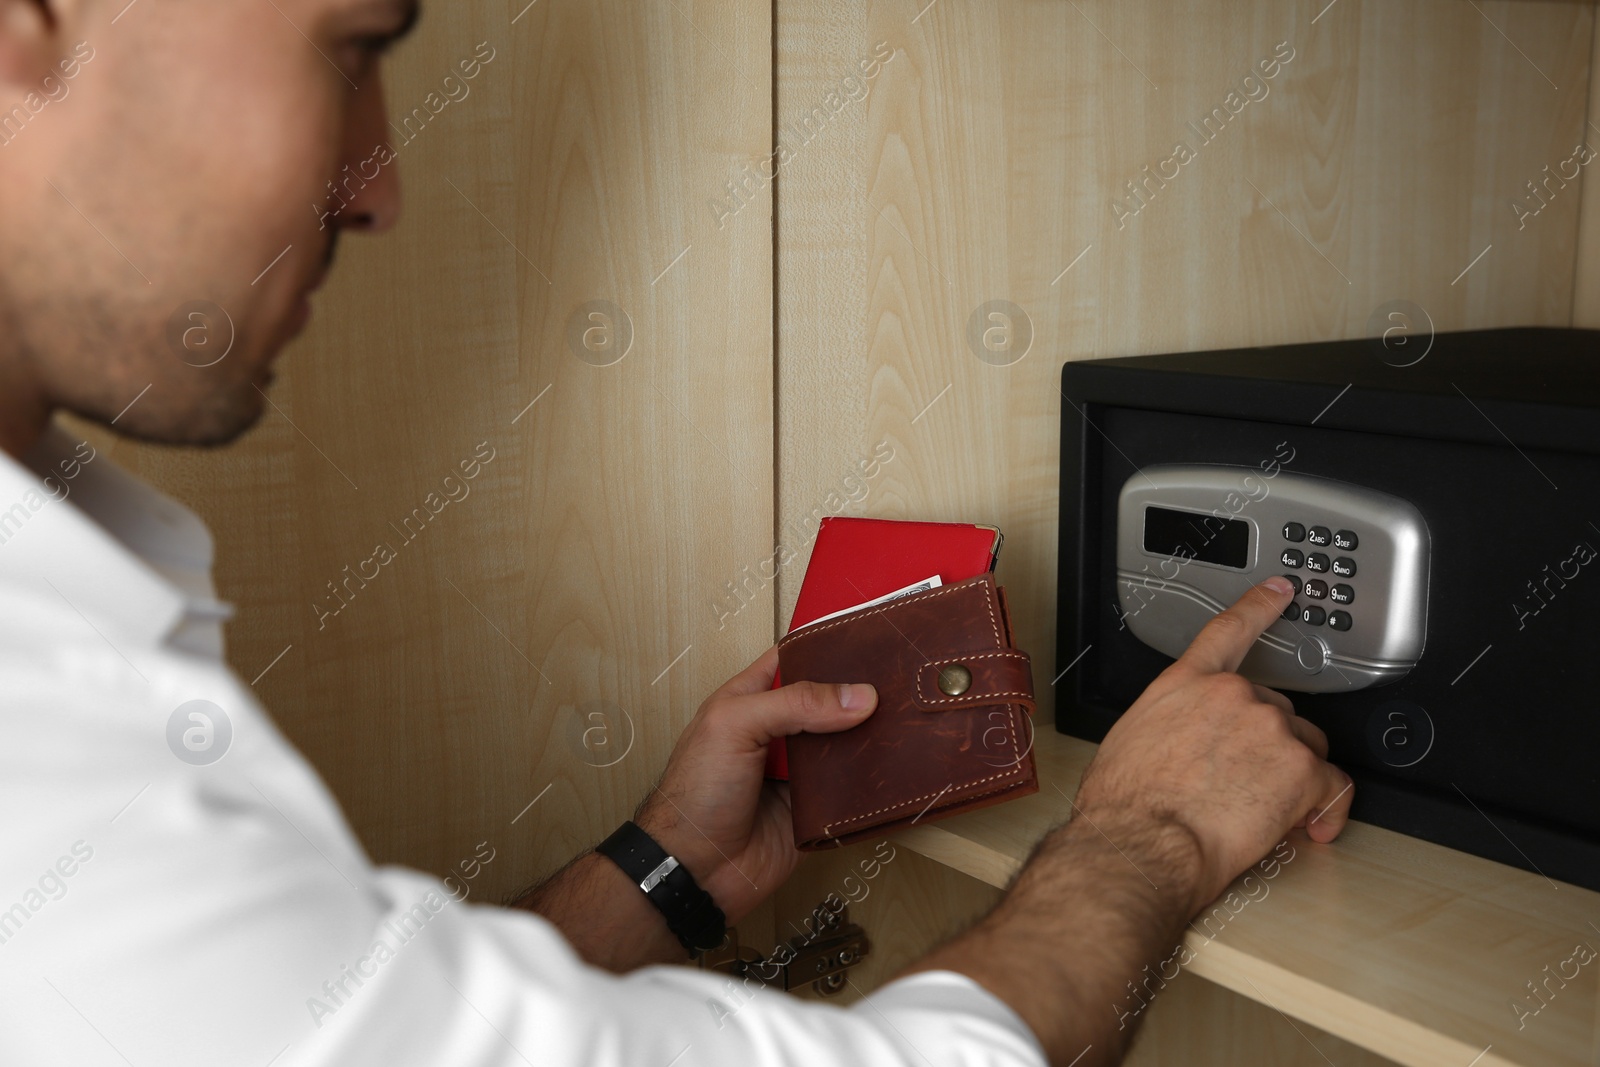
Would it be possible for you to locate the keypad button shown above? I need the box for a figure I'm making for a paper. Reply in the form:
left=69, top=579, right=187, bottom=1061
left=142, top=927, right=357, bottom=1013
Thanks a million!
left=1332, top=556, right=1356, bottom=578
left=1282, top=599, right=1301, bottom=621
left=1281, top=574, right=1302, bottom=595
left=1328, top=610, right=1353, bottom=631
left=1307, top=526, right=1332, bottom=547
left=1301, top=605, right=1327, bottom=626
left=1305, top=552, right=1330, bottom=573
left=1282, top=522, right=1306, bottom=543
left=1304, top=579, right=1328, bottom=600
left=1333, top=529, right=1358, bottom=551
left=1280, top=548, right=1305, bottom=568
left=1330, top=583, right=1354, bottom=605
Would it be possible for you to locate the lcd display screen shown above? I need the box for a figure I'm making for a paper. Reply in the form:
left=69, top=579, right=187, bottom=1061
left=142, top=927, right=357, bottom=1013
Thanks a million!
left=1142, top=506, right=1250, bottom=568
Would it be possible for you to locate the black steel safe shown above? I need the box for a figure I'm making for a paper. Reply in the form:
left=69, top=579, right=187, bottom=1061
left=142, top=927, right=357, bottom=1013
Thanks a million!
left=1056, top=327, right=1600, bottom=890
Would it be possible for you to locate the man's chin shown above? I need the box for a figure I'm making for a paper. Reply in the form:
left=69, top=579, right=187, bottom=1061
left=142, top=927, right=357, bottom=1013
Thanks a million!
left=99, top=380, right=273, bottom=449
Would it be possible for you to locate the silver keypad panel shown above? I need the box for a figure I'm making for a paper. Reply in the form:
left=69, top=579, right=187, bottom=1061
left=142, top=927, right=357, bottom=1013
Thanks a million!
left=1115, top=464, right=1431, bottom=693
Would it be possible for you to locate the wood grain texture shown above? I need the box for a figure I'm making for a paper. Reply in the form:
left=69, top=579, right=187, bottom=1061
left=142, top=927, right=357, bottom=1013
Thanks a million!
left=1124, top=971, right=1401, bottom=1067
left=773, top=0, right=1593, bottom=712
left=893, top=731, right=1600, bottom=1067
left=103, top=0, right=775, bottom=908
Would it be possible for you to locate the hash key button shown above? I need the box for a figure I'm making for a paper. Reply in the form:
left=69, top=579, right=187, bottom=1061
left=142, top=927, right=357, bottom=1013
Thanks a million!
left=1330, top=584, right=1354, bottom=604
left=1333, top=529, right=1358, bottom=551
left=1332, top=557, right=1356, bottom=578
left=1328, top=610, right=1353, bottom=631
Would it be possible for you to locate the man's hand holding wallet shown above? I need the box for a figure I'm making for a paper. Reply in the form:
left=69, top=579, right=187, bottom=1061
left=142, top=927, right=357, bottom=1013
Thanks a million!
left=779, top=573, right=1037, bottom=849
left=563, top=518, right=1352, bottom=1066
left=762, top=516, right=1038, bottom=850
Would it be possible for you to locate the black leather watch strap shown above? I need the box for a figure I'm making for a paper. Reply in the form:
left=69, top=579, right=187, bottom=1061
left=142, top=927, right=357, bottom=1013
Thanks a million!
left=595, top=821, right=726, bottom=956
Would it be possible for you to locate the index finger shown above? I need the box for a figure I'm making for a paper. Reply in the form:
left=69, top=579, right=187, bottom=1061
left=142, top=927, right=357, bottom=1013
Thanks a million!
left=1176, top=576, right=1296, bottom=675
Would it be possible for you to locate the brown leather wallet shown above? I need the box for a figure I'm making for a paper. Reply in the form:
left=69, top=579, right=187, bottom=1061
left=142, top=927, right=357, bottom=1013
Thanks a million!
left=778, top=574, right=1038, bottom=850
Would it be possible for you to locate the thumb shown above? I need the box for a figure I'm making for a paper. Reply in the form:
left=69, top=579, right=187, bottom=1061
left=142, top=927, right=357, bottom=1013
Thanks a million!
left=737, top=680, right=878, bottom=745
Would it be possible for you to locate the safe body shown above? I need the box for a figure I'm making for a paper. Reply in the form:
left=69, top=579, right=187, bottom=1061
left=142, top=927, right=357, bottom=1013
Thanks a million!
left=1057, top=328, right=1600, bottom=890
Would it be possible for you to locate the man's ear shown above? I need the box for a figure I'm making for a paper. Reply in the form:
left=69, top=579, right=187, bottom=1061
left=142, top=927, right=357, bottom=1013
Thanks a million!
left=0, top=0, right=65, bottom=90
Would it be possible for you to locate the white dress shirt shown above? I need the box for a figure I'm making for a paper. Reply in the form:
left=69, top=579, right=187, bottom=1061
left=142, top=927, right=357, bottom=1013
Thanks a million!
left=0, top=423, right=1046, bottom=1067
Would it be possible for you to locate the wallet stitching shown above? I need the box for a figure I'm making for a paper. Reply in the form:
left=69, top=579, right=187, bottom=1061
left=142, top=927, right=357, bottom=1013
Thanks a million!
left=777, top=580, right=1000, bottom=648
left=821, top=708, right=1024, bottom=835
left=813, top=775, right=1029, bottom=845
left=915, top=651, right=1034, bottom=706
left=822, top=756, right=1025, bottom=834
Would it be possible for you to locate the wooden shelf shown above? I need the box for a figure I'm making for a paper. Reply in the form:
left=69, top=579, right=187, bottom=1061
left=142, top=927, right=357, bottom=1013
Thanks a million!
left=892, top=730, right=1600, bottom=1067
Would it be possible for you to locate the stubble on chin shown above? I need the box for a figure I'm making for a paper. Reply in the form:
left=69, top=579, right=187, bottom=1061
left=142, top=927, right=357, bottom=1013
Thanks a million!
left=15, top=274, right=288, bottom=448
left=119, top=376, right=272, bottom=447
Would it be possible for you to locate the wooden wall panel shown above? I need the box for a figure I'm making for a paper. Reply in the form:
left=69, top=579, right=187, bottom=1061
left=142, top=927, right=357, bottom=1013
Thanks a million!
left=99, top=0, right=775, bottom=907
left=772, top=0, right=1592, bottom=700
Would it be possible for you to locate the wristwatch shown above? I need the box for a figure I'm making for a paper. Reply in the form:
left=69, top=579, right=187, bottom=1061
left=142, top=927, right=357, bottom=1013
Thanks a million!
left=595, top=820, right=726, bottom=956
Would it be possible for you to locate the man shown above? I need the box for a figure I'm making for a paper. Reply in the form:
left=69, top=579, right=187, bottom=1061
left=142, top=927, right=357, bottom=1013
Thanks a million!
left=0, top=2, right=1353, bottom=1064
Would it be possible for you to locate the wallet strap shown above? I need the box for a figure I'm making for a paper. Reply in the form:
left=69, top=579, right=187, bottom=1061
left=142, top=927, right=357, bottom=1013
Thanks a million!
left=911, top=649, right=1035, bottom=713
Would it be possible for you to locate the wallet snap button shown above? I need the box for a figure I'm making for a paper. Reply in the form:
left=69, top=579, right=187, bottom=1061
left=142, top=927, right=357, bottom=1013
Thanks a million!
left=937, top=663, right=973, bottom=696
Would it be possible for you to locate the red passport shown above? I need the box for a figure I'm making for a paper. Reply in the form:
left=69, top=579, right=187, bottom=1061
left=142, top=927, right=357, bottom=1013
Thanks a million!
left=765, top=516, right=1004, bottom=779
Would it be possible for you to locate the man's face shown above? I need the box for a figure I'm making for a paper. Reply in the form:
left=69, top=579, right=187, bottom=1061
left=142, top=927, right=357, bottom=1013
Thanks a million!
left=0, top=0, right=413, bottom=446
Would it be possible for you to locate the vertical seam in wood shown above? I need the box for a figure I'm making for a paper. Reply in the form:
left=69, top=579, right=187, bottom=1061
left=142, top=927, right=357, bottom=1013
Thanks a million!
left=770, top=0, right=782, bottom=641
left=1572, top=6, right=1600, bottom=327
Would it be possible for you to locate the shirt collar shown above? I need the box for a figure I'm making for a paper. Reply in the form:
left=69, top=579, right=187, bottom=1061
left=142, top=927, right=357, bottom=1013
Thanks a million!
left=0, top=421, right=215, bottom=648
